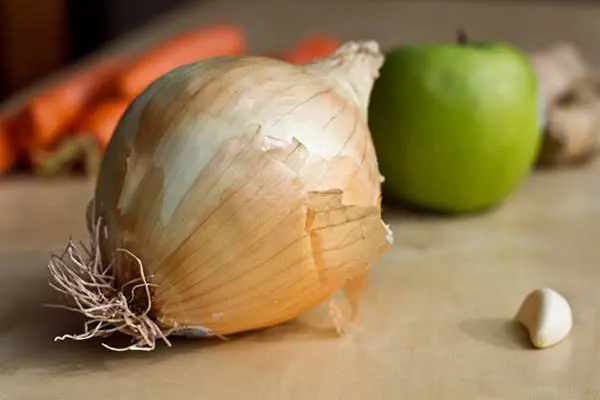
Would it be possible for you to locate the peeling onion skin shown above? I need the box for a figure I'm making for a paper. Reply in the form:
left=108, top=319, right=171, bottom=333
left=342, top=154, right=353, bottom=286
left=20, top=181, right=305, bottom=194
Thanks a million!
left=91, top=41, right=393, bottom=337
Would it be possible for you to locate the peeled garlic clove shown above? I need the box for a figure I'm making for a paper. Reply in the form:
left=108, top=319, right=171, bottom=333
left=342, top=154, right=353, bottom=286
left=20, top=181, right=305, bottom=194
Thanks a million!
left=515, top=288, right=572, bottom=349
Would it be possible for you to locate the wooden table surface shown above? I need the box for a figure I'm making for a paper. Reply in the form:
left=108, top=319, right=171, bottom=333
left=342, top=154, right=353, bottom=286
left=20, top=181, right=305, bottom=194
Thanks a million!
left=2, top=1, right=600, bottom=398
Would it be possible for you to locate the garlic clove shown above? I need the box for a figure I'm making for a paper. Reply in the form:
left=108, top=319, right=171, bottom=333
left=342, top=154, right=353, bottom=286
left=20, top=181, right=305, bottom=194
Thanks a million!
left=515, top=288, right=573, bottom=349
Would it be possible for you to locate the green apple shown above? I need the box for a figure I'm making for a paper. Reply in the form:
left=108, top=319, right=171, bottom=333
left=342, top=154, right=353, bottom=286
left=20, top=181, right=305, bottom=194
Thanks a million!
left=368, top=36, right=541, bottom=214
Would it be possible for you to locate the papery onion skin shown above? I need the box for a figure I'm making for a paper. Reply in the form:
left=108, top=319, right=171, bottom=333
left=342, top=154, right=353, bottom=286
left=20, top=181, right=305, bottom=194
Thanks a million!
left=56, top=41, right=393, bottom=347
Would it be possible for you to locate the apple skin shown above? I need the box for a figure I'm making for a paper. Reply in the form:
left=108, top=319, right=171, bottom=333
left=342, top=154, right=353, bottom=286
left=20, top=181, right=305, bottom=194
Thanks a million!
left=368, top=41, right=541, bottom=214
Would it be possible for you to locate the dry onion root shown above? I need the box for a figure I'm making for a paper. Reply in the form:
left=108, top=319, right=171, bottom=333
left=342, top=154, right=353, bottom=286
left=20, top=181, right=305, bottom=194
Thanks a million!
left=47, top=40, right=393, bottom=351
left=529, top=42, right=600, bottom=166
left=47, top=222, right=173, bottom=351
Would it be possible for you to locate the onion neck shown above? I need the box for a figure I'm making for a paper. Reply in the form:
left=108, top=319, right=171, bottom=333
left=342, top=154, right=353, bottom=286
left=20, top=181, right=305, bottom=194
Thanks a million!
left=305, top=41, right=384, bottom=120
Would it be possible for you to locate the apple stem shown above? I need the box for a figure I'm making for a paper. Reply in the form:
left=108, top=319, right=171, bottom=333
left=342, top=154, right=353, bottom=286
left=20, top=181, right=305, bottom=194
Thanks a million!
left=457, top=29, right=469, bottom=45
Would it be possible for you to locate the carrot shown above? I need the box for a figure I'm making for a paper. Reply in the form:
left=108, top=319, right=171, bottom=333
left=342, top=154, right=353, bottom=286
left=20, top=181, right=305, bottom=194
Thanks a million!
left=279, top=34, right=342, bottom=64
left=0, top=115, right=17, bottom=175
left=116, top=24, right=246, bottom=98
left=71, top=97, right=131, bottom=150
left=14, top=56, right=127, bottom=152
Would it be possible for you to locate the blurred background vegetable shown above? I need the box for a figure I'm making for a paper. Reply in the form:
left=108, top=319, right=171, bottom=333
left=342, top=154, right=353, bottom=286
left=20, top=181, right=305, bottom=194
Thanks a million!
left=530, top=43, right=600, bottom=166
left=0, top=20, right=345, bottom=178
left=70, top=97, right=132, bottom=150
left=13, top=56, right=126, bottom=154
left=114, top=24, right=246, bottom=98
left=278, top=34, right=342, bottom=64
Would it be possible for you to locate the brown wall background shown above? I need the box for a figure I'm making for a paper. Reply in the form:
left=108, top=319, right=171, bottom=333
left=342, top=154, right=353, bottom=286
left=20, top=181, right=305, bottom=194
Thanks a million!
left=0, top=0, right=68, bottom=98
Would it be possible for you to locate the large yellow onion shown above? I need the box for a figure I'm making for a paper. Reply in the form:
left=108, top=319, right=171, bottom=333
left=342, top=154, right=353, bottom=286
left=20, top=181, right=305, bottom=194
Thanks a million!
left=49, top=40, right=393, bottom=351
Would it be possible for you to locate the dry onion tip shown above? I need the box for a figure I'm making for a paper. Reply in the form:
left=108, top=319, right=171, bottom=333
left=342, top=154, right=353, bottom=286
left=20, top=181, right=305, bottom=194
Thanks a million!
left=47, top=40, right=393, bottom=351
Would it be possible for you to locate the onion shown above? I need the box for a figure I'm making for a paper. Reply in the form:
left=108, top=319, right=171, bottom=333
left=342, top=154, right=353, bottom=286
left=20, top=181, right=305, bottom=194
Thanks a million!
left=48, top=40, right=393, bottom=351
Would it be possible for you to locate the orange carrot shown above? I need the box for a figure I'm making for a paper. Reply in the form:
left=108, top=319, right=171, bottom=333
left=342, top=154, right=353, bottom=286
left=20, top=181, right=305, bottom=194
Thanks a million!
left=14, top=56, right=127, bottom=152
left=116, top=24, right=246, bottom=98
left=0, top=115, right=17, bottom=175
left=71, top=97, right=131, bottom=150
left=279, top=34, right=342, bottom=64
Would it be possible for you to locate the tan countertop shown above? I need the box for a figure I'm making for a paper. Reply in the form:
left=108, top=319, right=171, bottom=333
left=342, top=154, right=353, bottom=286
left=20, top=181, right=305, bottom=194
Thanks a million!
left=2, top=1, right=600, bottom=398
